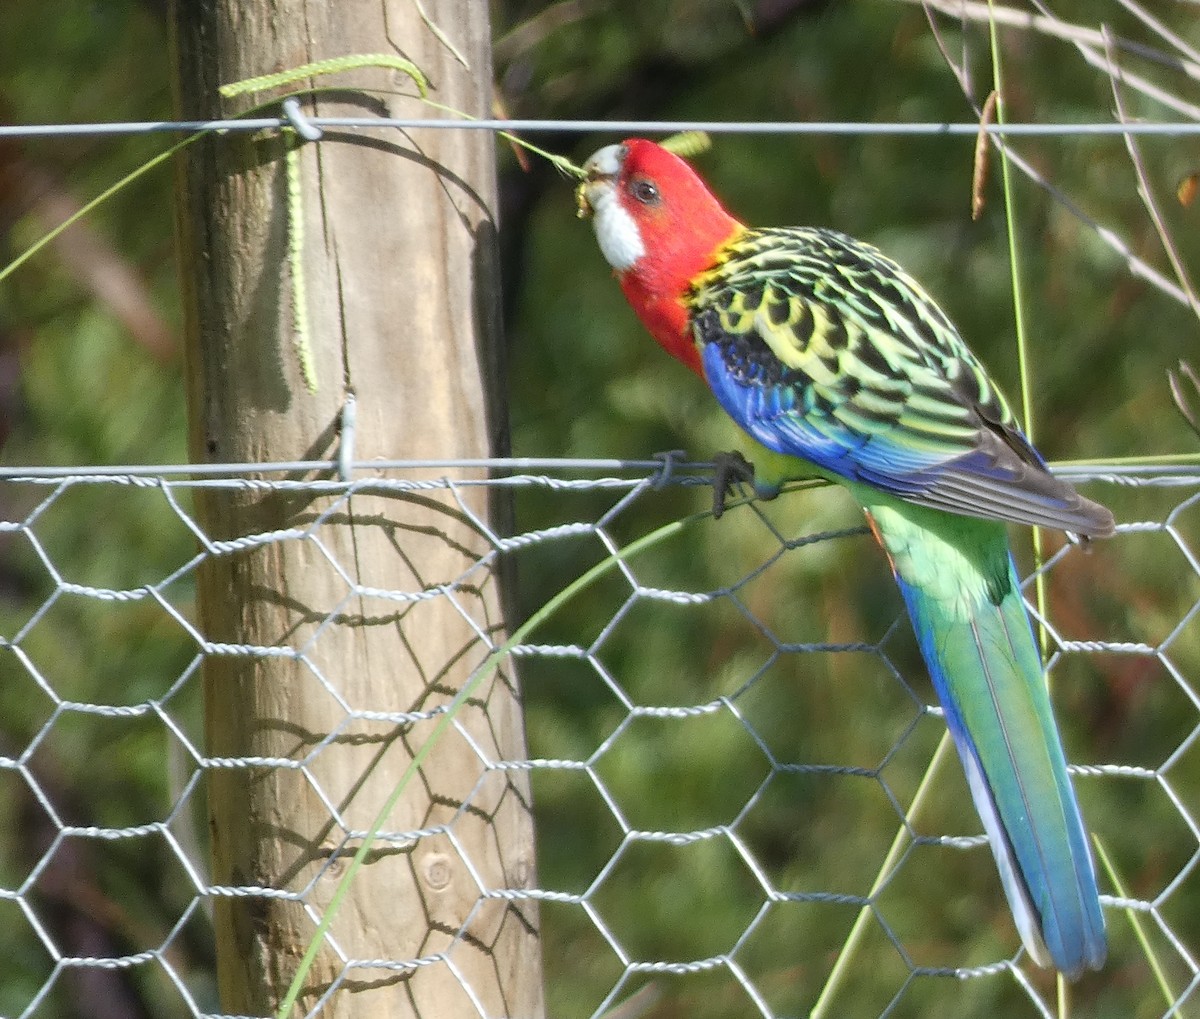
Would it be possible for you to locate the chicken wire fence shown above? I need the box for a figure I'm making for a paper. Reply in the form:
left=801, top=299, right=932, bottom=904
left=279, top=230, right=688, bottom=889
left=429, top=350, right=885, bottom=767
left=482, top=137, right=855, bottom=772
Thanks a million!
left=0, top=459, right=1196, bottom=1019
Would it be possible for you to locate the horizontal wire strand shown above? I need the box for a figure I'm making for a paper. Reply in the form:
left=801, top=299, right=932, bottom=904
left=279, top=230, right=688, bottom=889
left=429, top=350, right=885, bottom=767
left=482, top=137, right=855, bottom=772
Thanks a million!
left=2, top=116, right=1200, bottom=139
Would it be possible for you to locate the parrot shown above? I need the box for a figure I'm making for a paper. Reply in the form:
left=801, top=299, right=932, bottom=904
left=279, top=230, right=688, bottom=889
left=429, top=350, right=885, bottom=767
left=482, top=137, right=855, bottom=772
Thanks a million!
left=575, top=138, right=1110, bottom=978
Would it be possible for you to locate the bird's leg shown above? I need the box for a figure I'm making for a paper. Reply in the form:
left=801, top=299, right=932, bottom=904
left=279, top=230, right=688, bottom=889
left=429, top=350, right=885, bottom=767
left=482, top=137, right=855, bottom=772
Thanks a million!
left=711, top=449, right=782, bottom=518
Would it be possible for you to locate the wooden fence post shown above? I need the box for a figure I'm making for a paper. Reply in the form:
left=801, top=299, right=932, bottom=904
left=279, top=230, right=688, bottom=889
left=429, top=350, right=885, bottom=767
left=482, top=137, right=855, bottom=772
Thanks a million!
left=170, top=1, right=542, bottom=1014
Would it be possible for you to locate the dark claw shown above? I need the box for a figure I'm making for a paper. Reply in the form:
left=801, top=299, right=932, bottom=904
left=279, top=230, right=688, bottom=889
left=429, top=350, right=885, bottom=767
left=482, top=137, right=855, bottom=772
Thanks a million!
left=711, top=450, right=756, bottom=518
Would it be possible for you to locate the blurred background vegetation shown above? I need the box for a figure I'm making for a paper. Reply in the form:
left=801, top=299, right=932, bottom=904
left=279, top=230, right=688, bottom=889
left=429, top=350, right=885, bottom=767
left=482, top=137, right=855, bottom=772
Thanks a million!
left=0, top=0, right=1198, bottom=1016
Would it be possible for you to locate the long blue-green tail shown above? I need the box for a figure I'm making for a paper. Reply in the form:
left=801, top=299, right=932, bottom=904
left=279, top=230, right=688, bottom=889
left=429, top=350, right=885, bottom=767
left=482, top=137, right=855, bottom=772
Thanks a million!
left=868, top=502, right=1106, bottom=979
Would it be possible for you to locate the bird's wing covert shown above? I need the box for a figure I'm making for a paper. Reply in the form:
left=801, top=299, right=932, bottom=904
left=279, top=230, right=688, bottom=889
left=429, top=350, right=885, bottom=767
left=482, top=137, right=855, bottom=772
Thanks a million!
left=688, top=227, right=1112, bottom=536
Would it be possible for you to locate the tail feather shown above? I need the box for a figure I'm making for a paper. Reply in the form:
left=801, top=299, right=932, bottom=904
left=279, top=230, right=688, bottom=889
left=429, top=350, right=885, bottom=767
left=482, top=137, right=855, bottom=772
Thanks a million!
left=869, top=503, right=1106, bottom=978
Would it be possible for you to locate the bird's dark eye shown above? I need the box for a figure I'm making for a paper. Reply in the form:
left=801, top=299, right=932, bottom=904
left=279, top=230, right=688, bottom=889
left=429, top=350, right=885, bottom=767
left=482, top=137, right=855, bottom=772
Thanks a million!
left=628, top=177, right=660, bottom=206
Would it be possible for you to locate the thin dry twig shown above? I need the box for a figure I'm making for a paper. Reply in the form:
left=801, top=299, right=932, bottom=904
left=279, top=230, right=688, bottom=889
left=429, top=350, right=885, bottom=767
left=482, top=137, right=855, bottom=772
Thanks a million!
left=922, top=0, right=974, bottom=96
left=412, top=0, right=470, bottom=68
left=494, top=0, right=602, bottom=64
left=917, top=0, right=1198, bottom=310
left=1002, top=139, right=1194, bottom=307
left=1023, top=0, right=1200, bottom=118
left=907, top=0, right=1200, bottom=83
left=0, top=150, right=177, bottom=361
left=1102, top=22, right=1200, bottom=450
left=1102, top=25, right=1200, bottom=322
left=1168, top=361, right=1200, bottom=441
left=1115, top=0, right=1200, bottom=67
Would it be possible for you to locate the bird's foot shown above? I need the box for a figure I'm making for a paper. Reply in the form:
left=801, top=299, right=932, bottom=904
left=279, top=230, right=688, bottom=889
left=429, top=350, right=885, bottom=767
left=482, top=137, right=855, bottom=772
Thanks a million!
left=711, top=449, right=782, bottom=518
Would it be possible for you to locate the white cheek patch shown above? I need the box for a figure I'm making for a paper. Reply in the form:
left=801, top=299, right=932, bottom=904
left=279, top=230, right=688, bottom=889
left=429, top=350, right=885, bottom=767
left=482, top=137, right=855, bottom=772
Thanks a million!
left=589, top=185, right=645, bottom=272
left=582, top=144, right=645, bottom=272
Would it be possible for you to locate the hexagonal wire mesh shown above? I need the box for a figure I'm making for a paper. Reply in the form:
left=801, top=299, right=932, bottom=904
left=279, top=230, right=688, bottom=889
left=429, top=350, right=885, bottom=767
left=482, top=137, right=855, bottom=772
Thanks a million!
left=0, top=460, right=1196, bottom=1018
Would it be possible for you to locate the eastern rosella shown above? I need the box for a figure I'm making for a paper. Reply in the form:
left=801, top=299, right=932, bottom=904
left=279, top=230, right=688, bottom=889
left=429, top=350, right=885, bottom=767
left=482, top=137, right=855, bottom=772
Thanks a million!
left=576, top=138, right=1111, bottom=978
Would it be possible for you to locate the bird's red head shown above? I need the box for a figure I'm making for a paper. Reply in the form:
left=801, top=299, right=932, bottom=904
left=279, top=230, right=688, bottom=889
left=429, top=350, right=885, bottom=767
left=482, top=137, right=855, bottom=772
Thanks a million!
left=579, top=138, right=743, bottom=374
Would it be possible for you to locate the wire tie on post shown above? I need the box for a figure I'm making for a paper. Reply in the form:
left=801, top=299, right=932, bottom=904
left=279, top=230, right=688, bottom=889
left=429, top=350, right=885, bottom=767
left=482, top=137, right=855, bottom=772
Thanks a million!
left=338, top=390, right=357, bottom=483
left=650, top=449, right=688, bottom=489
left=281, top=97, right=324, bottom=142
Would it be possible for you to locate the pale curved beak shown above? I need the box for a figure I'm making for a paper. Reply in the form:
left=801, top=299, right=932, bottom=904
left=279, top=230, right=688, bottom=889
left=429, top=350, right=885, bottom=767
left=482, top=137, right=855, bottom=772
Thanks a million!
left=576, top=143, right=625, bottom=219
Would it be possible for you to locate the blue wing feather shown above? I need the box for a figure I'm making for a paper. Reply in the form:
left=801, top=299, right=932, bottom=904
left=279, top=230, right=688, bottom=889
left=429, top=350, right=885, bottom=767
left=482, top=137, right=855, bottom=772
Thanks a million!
left=690, top=228, right=1114, bottom=538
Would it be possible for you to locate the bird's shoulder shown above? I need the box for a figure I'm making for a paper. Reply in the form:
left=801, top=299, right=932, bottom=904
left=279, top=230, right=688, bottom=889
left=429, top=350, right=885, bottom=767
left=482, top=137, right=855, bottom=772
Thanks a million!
left=684, top=226, right=1017, bottom=438
left=686, top=226, right=971, bottom=372
left=679, top=226, right=1115, bottom=536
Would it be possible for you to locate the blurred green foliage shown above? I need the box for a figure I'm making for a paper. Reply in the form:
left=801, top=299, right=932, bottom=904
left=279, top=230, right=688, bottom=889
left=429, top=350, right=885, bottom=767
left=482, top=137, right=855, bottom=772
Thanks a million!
left=0, top=0, right=1198, bottom=1016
